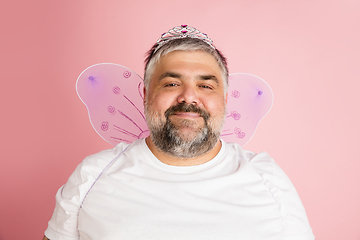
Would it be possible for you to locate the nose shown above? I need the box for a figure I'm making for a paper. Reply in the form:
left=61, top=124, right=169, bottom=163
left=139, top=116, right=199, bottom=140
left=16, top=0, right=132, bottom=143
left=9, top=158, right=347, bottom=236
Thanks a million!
left=177, top=85, right=199, bottom=105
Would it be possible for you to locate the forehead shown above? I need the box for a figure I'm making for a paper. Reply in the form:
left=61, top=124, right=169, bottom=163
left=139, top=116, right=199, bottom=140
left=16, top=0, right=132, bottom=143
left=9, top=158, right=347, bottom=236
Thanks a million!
left=152, top=50, right=223, bottom=79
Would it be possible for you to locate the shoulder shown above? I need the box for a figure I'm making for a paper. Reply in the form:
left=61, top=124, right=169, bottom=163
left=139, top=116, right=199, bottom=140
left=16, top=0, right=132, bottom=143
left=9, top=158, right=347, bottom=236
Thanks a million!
left=224, top=142, right=315, bottom=239
left=81, top=141, right=133, bottom=168
left=224, top=142, right=293, bottom=188
left=45, top=141, right=135, bottom=239
left=64, top=141, right=132, bottom=191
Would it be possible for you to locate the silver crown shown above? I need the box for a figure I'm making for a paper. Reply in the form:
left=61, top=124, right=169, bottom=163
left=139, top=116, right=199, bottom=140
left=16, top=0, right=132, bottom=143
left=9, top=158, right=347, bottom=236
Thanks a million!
left=155, top=25, right=214, bottom=52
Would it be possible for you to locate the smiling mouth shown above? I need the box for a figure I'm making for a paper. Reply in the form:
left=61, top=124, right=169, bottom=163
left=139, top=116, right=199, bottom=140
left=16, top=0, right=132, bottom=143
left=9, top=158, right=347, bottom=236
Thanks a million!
left=164, top=103, right=210, bottom=121
left=172, top=112, right=201, bottom=118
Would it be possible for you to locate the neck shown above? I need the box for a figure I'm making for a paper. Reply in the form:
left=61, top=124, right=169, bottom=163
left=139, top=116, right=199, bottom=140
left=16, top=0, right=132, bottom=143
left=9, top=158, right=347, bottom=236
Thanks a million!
left=145, top=137, right=222, bottom=166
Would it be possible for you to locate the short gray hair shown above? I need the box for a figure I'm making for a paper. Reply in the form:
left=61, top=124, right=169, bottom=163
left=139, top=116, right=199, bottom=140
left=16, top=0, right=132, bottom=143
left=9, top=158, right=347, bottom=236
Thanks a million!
left=144, top=38, right=229, bottom=92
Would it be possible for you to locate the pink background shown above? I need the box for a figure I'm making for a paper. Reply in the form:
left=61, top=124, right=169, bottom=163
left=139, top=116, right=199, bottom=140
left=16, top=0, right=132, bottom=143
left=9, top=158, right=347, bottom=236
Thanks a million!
left=1, top=0, right=359, bottom=239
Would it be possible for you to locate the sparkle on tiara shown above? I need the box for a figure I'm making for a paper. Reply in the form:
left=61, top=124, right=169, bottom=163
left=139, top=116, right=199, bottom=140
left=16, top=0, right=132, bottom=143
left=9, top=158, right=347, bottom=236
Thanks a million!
left=154, top=25, right=215, bottom=52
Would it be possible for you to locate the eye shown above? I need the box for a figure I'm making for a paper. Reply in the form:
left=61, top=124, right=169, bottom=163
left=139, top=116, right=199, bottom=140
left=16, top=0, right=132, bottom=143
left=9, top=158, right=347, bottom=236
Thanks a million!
left=199, top=84, right=213, bottom=90
left=164, top=83, right=178, bottom=87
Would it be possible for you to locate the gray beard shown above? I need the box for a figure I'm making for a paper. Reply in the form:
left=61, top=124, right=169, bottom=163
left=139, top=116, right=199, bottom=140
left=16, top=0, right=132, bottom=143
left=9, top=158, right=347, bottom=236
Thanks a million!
left=145, top=103, right=224, bottom=159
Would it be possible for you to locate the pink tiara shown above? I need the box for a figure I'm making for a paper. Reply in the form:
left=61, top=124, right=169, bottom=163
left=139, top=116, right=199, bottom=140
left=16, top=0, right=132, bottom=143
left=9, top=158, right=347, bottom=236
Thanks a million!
left=155, top=25, right=214, bottom=52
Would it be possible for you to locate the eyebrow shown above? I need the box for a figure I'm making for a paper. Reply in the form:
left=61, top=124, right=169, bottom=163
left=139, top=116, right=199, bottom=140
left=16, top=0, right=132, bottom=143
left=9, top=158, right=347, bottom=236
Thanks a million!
left=197, top=74, right=219, bottom=85
left=158, top=72, right=219, bottom=85
left=158, top=72, right=182, bottom=81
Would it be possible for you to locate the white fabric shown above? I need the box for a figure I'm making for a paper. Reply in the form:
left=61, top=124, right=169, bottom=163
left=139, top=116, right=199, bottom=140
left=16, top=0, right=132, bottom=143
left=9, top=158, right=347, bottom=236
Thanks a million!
left=45, top=139, right=314, bottom=240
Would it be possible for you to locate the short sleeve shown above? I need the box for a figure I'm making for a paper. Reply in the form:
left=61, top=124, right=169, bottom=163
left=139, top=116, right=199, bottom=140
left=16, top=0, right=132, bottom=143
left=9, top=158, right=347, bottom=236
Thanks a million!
left=248, top=152, right=315, bottom=240
left=44, top=144, right=129, bottom=240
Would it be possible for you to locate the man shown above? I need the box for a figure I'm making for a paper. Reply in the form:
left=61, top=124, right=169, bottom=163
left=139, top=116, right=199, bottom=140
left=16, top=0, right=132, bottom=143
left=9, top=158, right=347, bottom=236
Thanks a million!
left=43, top=26, right=314, bottom=240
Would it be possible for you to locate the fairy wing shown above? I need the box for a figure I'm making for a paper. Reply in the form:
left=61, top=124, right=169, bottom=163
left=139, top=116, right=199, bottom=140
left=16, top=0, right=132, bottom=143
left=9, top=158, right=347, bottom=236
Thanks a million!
left=76, top=64, right=273, bottom=146
left=221, top=73, right=273, bottom=146
left=76, top=63, right=149, bottom=145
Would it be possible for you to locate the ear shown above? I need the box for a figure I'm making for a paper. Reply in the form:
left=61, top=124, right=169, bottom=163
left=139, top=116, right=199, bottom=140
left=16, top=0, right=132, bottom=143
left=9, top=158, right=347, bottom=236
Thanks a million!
left=143, top=86, right=147, bottom=105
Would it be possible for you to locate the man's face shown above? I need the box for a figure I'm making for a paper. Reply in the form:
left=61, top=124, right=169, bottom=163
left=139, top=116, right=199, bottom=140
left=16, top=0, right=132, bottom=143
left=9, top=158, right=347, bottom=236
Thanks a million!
left=144, top=50, right=227, bottom=158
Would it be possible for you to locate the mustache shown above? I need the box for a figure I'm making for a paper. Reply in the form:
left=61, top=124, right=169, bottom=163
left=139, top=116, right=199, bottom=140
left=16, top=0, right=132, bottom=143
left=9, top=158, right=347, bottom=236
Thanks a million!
left=164, top=103, right=210, bottom=121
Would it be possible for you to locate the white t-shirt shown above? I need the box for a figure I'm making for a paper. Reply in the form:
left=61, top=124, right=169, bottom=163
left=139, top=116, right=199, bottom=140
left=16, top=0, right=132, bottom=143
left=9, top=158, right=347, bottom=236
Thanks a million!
left=45, top=139, right=314, bottom=240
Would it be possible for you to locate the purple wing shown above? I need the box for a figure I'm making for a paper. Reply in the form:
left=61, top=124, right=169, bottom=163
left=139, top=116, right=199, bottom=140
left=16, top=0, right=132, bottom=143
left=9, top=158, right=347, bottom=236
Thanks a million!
left=76, top=64, right=273, bottom=147
left=76, top=63, right=149, bottom=145
left=221, top=73, right=273, bottom=146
